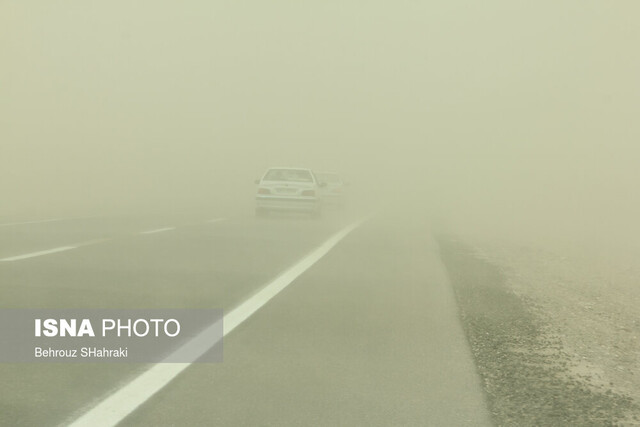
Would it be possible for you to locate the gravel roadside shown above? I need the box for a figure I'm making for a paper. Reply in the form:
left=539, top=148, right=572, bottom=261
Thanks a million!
left=438, top=236, right=639, bottom=426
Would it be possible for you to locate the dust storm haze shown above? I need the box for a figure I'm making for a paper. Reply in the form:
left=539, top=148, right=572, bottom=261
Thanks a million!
left=4, top=3, right=640, bottom=426
left=3, top=1, right=640, bottom=247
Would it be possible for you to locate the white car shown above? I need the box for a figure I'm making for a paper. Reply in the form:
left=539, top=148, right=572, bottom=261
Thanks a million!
left=315, top=172, right=347, bottom=207
left=255, top=167, right=324, bottom=217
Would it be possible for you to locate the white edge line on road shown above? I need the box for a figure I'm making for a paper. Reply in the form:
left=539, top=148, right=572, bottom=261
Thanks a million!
left=65, top=217, right=368, bottom=427
left=0, top=246, right=77, bottom=262
left=139, top=227, right=176, bottom=235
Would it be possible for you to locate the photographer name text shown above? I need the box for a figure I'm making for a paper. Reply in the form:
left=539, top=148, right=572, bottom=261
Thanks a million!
left=35, top=346, right=128, bottom=358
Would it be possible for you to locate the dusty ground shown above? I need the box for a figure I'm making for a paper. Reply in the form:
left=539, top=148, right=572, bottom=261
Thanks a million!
left=439, top=236, right=640, bottom=426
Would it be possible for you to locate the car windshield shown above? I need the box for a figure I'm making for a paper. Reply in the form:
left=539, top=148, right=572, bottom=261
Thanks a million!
left=263, top=169, right=313, bottom=183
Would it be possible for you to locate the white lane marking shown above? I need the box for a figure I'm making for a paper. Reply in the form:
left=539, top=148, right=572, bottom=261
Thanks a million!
left=66, top=218, right=367, bottom=427
left=0, top=218, right=63, bottom=227
left=1, top=218, right=225, bottom=262
left=0, top=246, right=77, bottom=262
left=207, top=218, right=226, bottom=223
left=139, top=227, right=176, bottom=235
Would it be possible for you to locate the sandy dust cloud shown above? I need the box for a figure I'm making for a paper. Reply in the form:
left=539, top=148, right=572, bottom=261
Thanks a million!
left=2, top=1, right=639, bottom=250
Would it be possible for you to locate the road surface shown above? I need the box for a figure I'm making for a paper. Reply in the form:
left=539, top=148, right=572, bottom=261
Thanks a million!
left=0, top=210, right=491, bottom=426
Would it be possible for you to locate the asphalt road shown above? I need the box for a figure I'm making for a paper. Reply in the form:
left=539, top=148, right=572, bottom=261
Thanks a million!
left=0, top=210, right=491, bottom=426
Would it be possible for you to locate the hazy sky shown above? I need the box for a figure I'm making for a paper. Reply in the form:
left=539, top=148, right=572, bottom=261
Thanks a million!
left=2, top=1, right=639, bottom=237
